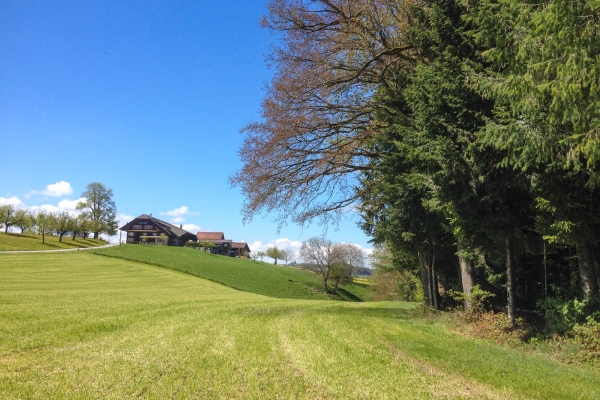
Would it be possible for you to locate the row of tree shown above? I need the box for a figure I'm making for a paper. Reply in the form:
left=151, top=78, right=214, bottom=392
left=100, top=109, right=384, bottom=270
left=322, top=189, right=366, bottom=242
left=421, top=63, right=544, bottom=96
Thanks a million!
left=0, top=182, right=118, bottom=240
left=0, top=205, right=94, bottom=243
left=250, top=239, right=366, bottom=294
left=233, top=0, right=600, bottom=329
left=252, top=246, right=296, bottom=265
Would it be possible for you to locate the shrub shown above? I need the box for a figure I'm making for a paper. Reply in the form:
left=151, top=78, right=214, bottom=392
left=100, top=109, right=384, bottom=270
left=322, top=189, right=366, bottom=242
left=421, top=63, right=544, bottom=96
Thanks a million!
left=536, top=293, right=599, bottom=334
left=571, top=315, right=600, bottom=363
left=370, top=270, right=423, bottom=302
left=446, top=285, right=495, bottom=318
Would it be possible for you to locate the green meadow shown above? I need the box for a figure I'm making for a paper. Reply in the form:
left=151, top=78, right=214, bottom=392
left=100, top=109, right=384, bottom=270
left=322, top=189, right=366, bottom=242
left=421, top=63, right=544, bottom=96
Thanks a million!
left=93, top=244, right=370, bottom=301
left=1, top=251, right=599, bottom=399
left=0, top=232, right=106, bottom=251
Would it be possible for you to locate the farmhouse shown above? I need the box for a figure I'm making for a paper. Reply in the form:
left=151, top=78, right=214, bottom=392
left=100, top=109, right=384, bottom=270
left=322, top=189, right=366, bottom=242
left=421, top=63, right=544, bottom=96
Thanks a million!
left=120, top=214, right=196, bottom=246
left=196, top=232, right=251, bottom=256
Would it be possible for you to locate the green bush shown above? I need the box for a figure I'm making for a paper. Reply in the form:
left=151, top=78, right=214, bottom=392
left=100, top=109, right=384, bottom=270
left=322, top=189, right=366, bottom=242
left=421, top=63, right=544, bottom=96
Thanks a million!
left=447, top=285, right=495, bottom=316
left=571, top=314, right=600, bottom=362
left=370, top=270, right=423, bottom=302
left=536, top=292, right=599, bottom=334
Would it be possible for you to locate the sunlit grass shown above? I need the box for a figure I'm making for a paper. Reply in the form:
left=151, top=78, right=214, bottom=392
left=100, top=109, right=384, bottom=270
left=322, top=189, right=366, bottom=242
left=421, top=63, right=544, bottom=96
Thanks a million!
left=0, top=232, right=106, bottom=251
left=94, top=244, right=370, bottom=301
left=1, top=252, right=598, bottom=399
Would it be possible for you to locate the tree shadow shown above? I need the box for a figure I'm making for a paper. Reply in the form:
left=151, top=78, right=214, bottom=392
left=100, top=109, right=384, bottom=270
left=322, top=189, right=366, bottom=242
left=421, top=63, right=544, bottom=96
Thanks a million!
left=3, top=232, right=37, bottom=240
left=335, top=288, right=363, bottom=302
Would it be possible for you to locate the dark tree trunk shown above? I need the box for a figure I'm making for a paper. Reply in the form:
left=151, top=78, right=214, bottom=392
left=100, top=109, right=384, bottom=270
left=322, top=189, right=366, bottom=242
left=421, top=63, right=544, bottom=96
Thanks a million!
left=93, top=232, right=99, bottom=239
left=431, top=251, right=439, bottom=310
left=418, top=251, right=431, bottom=306
left=59, top=233, right=64, bottom=242
left=593, top=249, right=600, bottom=293
left=72, top=232, right=76, bottom=240
left=506, top=238, right=515, bottom=329
left=458, top=245, right=475, bottom=312
left=42, top=232, right=45, bottom=244
left=323, top=269, right=330, bottom=293
left=576, top=241, right=599, bottom=298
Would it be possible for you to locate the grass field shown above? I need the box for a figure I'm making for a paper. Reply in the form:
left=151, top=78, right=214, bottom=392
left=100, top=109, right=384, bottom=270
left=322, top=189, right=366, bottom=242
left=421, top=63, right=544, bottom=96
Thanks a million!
left=93, top=245, right=370, bottom=301
left=0, top=232, right=106, bottom=251
left=1, top=252, right=599, bottom=399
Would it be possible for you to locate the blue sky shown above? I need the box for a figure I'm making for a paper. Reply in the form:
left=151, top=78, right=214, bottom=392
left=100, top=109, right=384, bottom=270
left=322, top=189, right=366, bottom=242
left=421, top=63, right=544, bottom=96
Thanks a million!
left=0, top=0, right=372, bottom=257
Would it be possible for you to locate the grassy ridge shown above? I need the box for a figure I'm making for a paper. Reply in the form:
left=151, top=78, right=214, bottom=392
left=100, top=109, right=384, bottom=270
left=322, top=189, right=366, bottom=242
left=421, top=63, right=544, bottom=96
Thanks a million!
left=93, top=244, right=370, bottom=301
left=0, top=232, right=106, bottom=251
left=1, top=252, right=598, bottom=399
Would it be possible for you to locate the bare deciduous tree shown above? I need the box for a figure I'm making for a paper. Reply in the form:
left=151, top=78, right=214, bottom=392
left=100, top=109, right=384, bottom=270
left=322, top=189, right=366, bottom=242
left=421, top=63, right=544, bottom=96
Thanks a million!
left=230, top=0, right=418, bottom=228
left=300, top=236, right=340, bottom=292
left=279, top=248, right=295, bottom=266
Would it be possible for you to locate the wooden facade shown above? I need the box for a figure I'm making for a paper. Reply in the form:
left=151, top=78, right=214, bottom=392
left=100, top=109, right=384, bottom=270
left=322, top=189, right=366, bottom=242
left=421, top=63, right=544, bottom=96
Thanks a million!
left=196, top=232, right=251, bottom=256
left=120, top=214, right=196, bottom=246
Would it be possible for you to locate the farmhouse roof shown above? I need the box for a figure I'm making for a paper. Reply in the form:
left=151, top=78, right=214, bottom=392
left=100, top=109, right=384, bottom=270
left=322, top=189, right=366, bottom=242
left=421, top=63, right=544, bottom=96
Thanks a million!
left=119, top=214, right=195, bottom=238
left=196, top=232, right=225, bottom=240
left=231, top=242, right=250, bottom=249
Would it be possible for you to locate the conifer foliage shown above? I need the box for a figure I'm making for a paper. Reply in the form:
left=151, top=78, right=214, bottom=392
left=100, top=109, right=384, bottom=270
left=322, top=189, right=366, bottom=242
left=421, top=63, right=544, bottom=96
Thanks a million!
left=234, top=0, right=600, bottom=329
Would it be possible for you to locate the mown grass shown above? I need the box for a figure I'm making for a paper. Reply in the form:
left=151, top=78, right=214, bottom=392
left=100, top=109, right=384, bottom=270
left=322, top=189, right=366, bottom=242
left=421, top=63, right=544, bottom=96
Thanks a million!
left=0, top=252, right=598, bottom=399
left=0, top=232, right=106, bottom=251
left=93, top=244, right=370, bottom=301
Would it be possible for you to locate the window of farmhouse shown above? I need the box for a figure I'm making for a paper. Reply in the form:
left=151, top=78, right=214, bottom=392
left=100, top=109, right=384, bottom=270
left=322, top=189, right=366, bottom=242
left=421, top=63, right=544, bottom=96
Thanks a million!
left=128, top=232, right=134, bottom=237
left=132, top=225, right=142, bottom=230
left=145, top=225, right=154, bottom=230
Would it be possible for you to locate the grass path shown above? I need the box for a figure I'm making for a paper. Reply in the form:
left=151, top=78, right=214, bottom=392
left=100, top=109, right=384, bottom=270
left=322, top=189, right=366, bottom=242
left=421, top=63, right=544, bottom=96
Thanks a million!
left=0, top=252, right=598, bottom=399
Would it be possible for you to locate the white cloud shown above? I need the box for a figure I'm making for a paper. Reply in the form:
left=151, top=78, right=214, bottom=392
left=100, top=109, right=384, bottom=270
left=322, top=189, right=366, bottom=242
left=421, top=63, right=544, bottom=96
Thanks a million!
left=43, top=181, right=73, bottom=197
left=159, top=206, right=201, bottom=225
left=26, top=181, right=74, bottom=198
left=116, top=213, right=135, bottom=226
left=0, top=196, right=26, bottom=208
left=57, top=197, right=85, bottom=211
left=182, top=223, right=200, bottom=233
left=163, top=206, right=188, bottom=217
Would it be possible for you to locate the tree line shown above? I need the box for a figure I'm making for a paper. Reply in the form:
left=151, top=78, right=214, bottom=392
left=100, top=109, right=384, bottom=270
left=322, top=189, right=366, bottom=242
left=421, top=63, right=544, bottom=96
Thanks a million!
left=232, top=0, right=600, bottom=331
left=250, top=239, right=366, bottom=295
left=0, top=182, right=118, bottom=242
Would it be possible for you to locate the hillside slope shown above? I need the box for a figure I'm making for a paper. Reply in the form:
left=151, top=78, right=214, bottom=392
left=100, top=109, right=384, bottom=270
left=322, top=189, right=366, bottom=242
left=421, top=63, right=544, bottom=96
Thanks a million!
left=93, top=244, right=369, bottom=301
left=0, top=232, right=106, bottom=251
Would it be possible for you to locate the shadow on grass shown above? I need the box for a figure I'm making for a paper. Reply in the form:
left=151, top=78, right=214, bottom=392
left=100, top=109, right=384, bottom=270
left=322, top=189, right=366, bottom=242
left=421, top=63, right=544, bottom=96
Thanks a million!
left=3, top=232, right=37, bottom=240
left=336, top=288, right=363, bottom=302
left=59, top=241, right=82, bottom=247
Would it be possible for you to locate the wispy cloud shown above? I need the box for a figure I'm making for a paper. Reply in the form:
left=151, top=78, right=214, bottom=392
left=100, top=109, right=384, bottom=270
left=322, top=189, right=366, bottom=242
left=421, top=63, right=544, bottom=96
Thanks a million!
left=160, top=206, right=200, bottom=225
